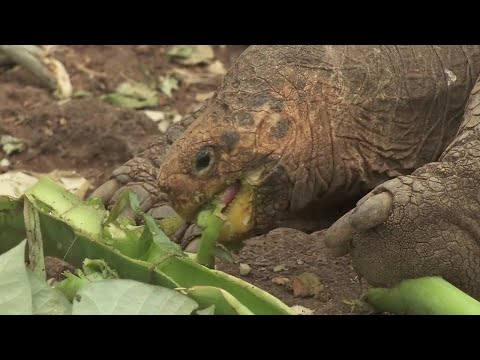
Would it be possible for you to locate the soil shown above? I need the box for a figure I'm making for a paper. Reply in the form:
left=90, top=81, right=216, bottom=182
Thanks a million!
left=0, top=45, right=371, bottom=315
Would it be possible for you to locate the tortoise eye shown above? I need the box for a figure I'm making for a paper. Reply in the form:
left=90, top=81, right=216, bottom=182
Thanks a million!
left=193, top=147, right=215, bottom=176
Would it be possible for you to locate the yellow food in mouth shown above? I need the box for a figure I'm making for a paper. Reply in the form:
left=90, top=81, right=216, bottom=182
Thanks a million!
left=194, top=180, right=254, bottom=243
left=217, top=182, right=254, bottom=242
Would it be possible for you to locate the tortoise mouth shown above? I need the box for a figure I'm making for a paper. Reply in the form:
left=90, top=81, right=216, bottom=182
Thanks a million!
left=203, top=179, right=255, bottom=243
left=221, top=180, right=242, bottom=209
left=203, top=163, right=276, bottom=241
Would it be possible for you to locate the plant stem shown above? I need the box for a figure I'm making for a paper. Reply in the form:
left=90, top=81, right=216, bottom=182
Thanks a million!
left=24, top=200, right=46, bottom=280
left=196, top=215, right=224, bottom=268
left=364, top=277, right=480, bottom=315
left=0, top=45, right=56, bottom=91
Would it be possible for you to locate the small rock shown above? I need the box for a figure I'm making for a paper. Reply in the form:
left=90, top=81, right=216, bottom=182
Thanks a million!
left=207, top=60, right=227, bottom=75
left=45, top=257, right=75, bottom=281
left=239, top=263, right=251, bottom=276
left=0, top=158, right=10, bottom=167
left=195, top=91, right=215, bottom=102
left=172, top=114, right=182, bottom=123
left=144, top=110, right=165, bottom=122
left=185, top=238, right=201, bottom=253
left=297, top=259, right=304, bottom=265
left=291, top=272, right=324, bottom=298
left=273, top=264, right=287, bottom=273
left=158, top=120, right=170, bottom=133
left=272, top=276, right=290, bottom=286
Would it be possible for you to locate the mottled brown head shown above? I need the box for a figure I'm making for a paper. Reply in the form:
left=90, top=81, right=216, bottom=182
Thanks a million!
left=158, top=46, right=333, bottom=242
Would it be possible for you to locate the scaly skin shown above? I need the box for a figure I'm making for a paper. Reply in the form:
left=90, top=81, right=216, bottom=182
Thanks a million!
left=325, top=77, right=480, bottom=299
left=94, top=46, right=480, bottom=297
left=90, top=104, right=203, bottom=220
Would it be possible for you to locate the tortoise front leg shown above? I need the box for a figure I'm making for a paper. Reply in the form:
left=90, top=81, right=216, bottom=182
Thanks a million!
left=324, top=76, right=480, bottom=300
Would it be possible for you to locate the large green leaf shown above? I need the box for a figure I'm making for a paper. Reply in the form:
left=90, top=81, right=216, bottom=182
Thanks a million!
left=0, top=241, right=32, bottom=314
left=72, top=279, right=198, bottom=315
left=28, top=271, right=72, bottom=315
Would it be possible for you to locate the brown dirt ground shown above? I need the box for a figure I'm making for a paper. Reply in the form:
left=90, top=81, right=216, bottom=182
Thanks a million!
left=0, top=45, right=371, bottom=315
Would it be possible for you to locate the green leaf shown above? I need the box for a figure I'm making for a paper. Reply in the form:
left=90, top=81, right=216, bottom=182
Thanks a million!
left=116, top=81, right=157, bottom=100
left=167, top=46, right=192, bottom=59
left=1, top=179, right=294, bottom=315
left=103, top=222, right=150, bottom=259
left=102, top=81, right=159, bottom=110
left=104, top=189, right=141, bottom=226
left=167, top=45, right=214, bottom=66
left=72, top=279, right=198, bottom=315
left=56, top=259, right=119, bottom=302
left=25, top=176, right=81, bottom=213
left=82, top=258, right=119, bottom=279
left=0, top=196, right=26, bottom=253
left=365, top=277, right=480, bottom=315
left=147, top=255, right=296, bottom=315
left=144, top=215, right=183, bottom=256
left=28, top=271, right=72, bottom=315
left=25, top=177, right=103, bottom=242
left=55, top=271, right=91, bottom=302
left=1, top=135, right=25, bottom=155
left=159, top=76, right=179, bottom=98
left=187, top=286, right=254, bottom=315
left=0, top=240, right=32, bottom=314
left=37, top=214, right=179, bottom=289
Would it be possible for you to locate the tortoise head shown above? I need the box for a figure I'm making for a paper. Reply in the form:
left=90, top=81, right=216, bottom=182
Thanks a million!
left=158, top=46, right=333, bottom=242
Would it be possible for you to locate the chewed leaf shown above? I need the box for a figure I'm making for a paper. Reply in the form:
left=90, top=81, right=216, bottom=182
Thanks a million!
left=104, top=189, right=143, bottom=226
left=144, top=216, right=183, bottom=256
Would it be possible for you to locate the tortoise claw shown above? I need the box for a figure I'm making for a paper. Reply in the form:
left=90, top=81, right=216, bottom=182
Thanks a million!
left=89, top=179, right=121, bottom=204
left=324, top=191, right=393, bottom=257
left=323, top=208, right=355, bottom=257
